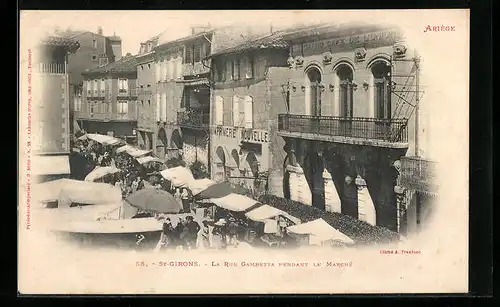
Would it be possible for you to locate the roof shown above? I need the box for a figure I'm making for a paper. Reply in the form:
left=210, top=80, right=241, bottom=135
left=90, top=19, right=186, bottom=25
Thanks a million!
left=107, top=35, right=122, bottom=42
left=156, top=28, right=215, bottom=49
left=209, top=31, right=288, bottom=58
left=83, top=54, right=138, bottom=75
left=39, top=35, right=80, bottom=51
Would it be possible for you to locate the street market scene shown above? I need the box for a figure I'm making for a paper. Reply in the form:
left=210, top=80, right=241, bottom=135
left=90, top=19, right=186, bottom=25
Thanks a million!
left=29, top=18, right=439, bottom=254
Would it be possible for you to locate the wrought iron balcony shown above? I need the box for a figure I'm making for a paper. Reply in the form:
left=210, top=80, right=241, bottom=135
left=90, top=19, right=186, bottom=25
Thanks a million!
left=278, top=114, right=409, bottom=146
left=177, top=109, right=210, bottom=129
left=399, top=156, right=438, bottom=193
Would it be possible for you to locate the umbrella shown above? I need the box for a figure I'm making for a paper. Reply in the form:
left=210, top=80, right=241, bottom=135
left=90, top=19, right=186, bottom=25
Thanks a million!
left=136, top=156, right=162, bottom=165
left=84, top=166, right=121, bottom=182
left=160, top=166, right=194, bottom=188
left=190, top=178, right=216, bottom=195
left=194, top=182, right=247, bottom=200
left=125, top=188, right=182, bottom=214
left=85, top=133, right=122, bottom=146
left=209, top=193, right=260, bottom=212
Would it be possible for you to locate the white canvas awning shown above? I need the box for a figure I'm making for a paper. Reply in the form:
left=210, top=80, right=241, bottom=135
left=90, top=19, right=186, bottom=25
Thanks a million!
left=33, top=178, right=82, bottom=203
left=160, top=166, right=194, bottom=188
left=136, top=156, right=162, bottom=165
left=84, top=133, right=123, bottom=146
left=210, top=193, right=259, bottom=212
left=32, top=155, right=71, bottom=176
left=57, top=182, right=122, bottom=208
left=190, top=178, right=216, bottom=195
left=84, top=166, right=121, bottom=182
left=52, top=217, right=163, bottom=234
left=286, top=218, right=354, bottom=245
left=116, top=144, right=135, bottom=154
left=128, top=149, right=152, bottom=158
left=245, top=204, right=301, bottom=224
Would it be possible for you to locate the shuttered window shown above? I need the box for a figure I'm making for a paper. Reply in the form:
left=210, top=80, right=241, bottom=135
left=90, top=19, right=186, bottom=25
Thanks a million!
left=232, top=95, right=239, bottom=127
left=156, top=93, right=161, bottom=122
left=161, top=93, right=167, bottom=122
left=215, top=96, right=224, bottom=126
left=244, top=96, right=253, bottom=128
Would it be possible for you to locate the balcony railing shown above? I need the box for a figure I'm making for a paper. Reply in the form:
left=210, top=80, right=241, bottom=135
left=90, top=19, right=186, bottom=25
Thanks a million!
left=37, top=63, right=66, bottom=74
left=399, top=156, right=438, bottom=193
left=177, top=110, right=210, bottom=129
left=117, top=88, right=138, bottom=97
left=278, top=114, right=409, bottom=143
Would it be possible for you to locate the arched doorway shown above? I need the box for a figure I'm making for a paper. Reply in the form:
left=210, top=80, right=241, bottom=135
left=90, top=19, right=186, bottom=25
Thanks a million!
left=156, top=128, right=168, bottom=159
left=171, top=129, right=183, bottom=149
left=306, top=66, right=322, bottom=116
left=215, top=146, right=228, bottom=182
left=303, top=149, right=326, bottom=211
left=231, top=149, right=240, bottom=170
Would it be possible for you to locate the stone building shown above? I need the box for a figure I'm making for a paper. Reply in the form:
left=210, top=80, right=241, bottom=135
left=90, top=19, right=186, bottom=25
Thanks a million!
left=78, top=54, right=139, bottom=143
left=208, top=31, right=290, bottom=195
left=276, top=22, right=425, bottom=232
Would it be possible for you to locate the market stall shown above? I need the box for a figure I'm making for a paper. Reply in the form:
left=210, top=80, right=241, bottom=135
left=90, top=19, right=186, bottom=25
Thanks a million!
left=286, top=218, right=355, bottom=247
left=160, top=166, right=195, bottom=189
left=84, top=166, right=121, bottom=183
left=57, top=181, right=122, bottom=208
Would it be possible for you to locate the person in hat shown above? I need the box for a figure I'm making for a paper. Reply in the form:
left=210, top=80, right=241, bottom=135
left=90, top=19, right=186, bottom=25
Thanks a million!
left=184, top=215, right=201, bottom=250
left=214, top=218, right=228, bottom=248
left=227, top=217, right=239, bottom=246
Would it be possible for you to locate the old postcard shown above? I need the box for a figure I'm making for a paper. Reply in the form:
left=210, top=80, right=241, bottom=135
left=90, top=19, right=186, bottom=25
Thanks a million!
left=18, top=10, right=470, bottom=294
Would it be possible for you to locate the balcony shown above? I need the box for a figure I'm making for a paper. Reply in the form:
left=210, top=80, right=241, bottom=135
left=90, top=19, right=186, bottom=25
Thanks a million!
left=177, top=109, right=210, bottom=130
left=399, top=156, right=438, bottom=194
left=278, top=114, right=409, bottom=148
left=37, top=63, right=66, bottom=75
left=117, top=88, right=138, bottom=98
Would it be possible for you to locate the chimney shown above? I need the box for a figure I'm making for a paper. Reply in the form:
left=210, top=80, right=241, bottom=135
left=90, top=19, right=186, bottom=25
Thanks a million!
left=97, top=26, right=103, bottom=36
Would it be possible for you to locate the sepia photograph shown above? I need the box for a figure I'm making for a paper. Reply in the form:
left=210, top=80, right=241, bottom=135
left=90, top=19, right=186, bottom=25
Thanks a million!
left=18, top=10, right=469, bottom=294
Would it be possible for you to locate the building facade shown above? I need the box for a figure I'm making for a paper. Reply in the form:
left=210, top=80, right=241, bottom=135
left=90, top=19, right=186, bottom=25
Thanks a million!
left=78, top=54, right=138, bottom=143
left=33, top=36, right=80, bottom=182
left=150, top=26, right=263, bottom=168
left=57, top=28, right=122, bottom=138
left=276, top=23, right=423, bottom=232
left=136, top=35, right=160, bottom=152
left=209, top=31, right=290, bottom=195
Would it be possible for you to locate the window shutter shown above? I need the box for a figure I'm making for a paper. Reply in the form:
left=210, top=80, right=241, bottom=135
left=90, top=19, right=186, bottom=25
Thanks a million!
left=156, top=93, right=161, bottom=122
left=244, top=96, right=253, bottom=128
left=226, top=61, right=232, bottom=81
left=177, top=57, right=182, bottom=79
left=161, top=93, right=167, bottom=122
left=123, top=101, right=129, bottom=114
left=216, top=96, right=223, bottom=126
left=232, top=96, right=239, bottom=127
left=155, top=62, right=160, bottom=82
left=246, top=57, right=254, bottom=79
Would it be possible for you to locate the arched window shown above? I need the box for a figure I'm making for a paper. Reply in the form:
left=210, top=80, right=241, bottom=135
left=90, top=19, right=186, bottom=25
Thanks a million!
left=371, top=61, right=392, bottom=119
left=307, top=67, right=322, bottom=116
left=336, top=64, right=354, bottom=118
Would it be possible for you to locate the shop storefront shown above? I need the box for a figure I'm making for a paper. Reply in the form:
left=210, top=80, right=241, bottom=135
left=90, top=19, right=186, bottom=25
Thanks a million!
left=211, top=126, right=270, bottom=193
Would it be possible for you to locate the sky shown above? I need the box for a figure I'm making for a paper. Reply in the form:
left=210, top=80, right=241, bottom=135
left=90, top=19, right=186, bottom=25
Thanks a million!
left=19, top=10, right=426, bottom=56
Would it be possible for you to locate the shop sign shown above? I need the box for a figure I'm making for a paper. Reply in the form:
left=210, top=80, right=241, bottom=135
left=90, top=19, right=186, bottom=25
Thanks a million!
left=212, top=126, right=270, bottom=144
left=293, top=30, right=402, bottom=54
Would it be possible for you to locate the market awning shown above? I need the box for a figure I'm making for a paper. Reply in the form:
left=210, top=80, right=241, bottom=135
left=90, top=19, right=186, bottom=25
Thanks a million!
left=136, top=156, right=162, bottom=165
left=245, top=204, right=301, bottom=224
left=189, top=178, right=216, bottom=196
left=84, top=166, right=121, bottom=182
left=84, top=133, right=123, bottom=146
left=160, top=166, right=195, bottom=188
left=32, top=155, right=71, bottom=176
left=116, top=144, right=135, bottom=154
left=286, top=218, right=355, bottom=245
left=57, top=182, right=122, bottom=208
left=33, top=178, right=82, bottom=203
left=210, top=193, right=260, bottom=212
left=52, top=217, right=163, bottom=234
left=128, top=149, right=152, bottom=158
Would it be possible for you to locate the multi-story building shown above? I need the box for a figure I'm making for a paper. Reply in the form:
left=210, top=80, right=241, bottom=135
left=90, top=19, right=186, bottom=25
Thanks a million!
left=32, top=35, right=80, bottom=182
left=136, top=35, right=161, bottom=151
left=151, top=25, right=266, bottom=168
left=208, top=31, right=291, bottom=195
left=275, top=22, right=427, bottom=232
left=54, top=27, right=122, bottom=138
left=77, top=54, right=139, bottom=143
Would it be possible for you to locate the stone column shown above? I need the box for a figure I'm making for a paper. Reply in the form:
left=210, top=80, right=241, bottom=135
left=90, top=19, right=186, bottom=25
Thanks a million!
left=323, top=169, right=341, bottom=213
left=356, top=175, right=377, bottom=225
left=393, top=160, right=407, bottom=234
left=287, top=164, right=312, bottom=205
